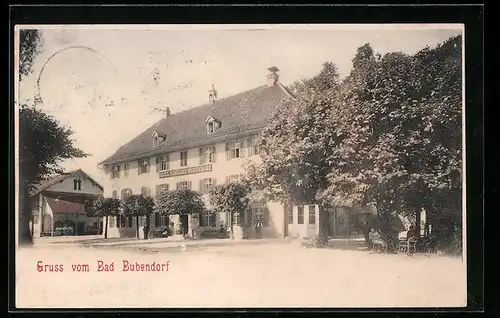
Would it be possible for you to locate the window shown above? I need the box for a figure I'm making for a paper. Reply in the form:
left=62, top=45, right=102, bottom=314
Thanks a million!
left=111, top=165, right=120, bottom=179
left=207, top=122, right=215, bottom=134
left=111, top=190, right=118, bottom=199
left=247, top=136, right=260, bottom=156
left=297, top=206, right=304, bottom=224
left=203, top=211, right=216, bottom=227
left=121, top=188, right=132, bottom=199
left=156, top=184, right=169, bottom=197
left=73, top=179, right=82, bottom=190
left=226, top=174, right=242, bottom=184
left=308, top=205, right=316, bottom=225
left=141, top=187, right=151, bottom=197
left=199, top=178, right=216, bottom=194
left=156, top=155, right=170, bottom=172
left=180, top=151, right=188, bottom=167
left=199, top=146, right=216, bottom=164
left=138, top=159, right=150, bottom=175
left=152, top=132, right=166, bottom=147
left=287, top=206, right=293, bottom=224
left=176, top=181, right=191, bottom=190
left=225, top=140, right=245, bottom=160
left=124, top=163, right=129, bottom=177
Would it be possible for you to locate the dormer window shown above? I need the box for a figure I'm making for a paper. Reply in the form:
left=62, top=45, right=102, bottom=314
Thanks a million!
left=206, top=116, right=221, bottom=135
left=152, top=131, right=166, bottom=147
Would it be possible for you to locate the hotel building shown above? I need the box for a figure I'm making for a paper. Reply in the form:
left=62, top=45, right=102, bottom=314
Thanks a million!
left=98, top=67, right=356, bottom=239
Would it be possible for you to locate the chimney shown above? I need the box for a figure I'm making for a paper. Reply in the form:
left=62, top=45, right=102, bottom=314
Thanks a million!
left=165, top=107, right=171, bottom=118
left=208, top=85, right=217, bottom=104
left=266, top=66, right=279, bottom=87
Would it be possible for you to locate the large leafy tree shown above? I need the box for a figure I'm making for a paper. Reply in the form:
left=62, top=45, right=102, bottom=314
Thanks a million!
left=321, top=36, right=463, bottom=249
left=245, top=62, right=342, bottom=246
left=155, top=189, right=205, bottom=235
left=209, top=182, right=250, bottom=234
left=18, top=29, right=88, bottom=245
left=121, top=194, right=155, bottom=239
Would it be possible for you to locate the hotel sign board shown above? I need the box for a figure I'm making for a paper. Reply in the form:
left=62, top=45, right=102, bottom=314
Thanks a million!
left=158, top=164, right=212, bottom=179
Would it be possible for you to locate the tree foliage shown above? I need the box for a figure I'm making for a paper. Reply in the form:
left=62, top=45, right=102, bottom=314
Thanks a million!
left=245, top=62, right=341, bottom=207
left=122, top=194, right=155, bottom=238
left=122, top=195, right=155, bottom=217
left=19, top=29, right=43, bottom=81
left=209, top=182, right=251, bottom=220
left=19, top=106, right=89, bottom=190
left=155, top=189, right=205, bottom=216
left=84, top=196, right=120, bottom=239
left=245, top=35, right=463, bottom=250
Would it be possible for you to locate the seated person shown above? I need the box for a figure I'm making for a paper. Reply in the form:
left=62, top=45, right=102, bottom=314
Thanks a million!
left=406, top=225, right=416, bottom=240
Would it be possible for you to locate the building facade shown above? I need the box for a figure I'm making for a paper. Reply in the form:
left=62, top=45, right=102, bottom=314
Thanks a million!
left=29, top=169, right=104, bottom=237
left=98, top=68, right=361, bottom=239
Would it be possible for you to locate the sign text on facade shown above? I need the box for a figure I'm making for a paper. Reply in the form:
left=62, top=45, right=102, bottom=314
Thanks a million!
left=158, top=164, right=212, bottom=178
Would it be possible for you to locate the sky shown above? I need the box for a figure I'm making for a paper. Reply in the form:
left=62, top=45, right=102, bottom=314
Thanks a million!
left=16, top=24, right=463, bottom=185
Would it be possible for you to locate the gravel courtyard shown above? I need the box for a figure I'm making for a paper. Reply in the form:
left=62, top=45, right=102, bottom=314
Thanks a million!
left=16, top=242, right=466, bottom=308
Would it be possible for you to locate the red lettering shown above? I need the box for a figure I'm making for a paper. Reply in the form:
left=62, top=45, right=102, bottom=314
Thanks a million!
left=122, top=260, right=129, bottom=271
left=37, top=261, right=64, bottom=272
left=97, top=260, right=104, bottom=272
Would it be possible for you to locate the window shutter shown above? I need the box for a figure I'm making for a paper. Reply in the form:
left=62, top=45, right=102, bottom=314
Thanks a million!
left=210, top=212, right=216, bottom=226
left=156, top=156, right=160, bottom=172
left=156, top=185, right=161, bottom=197
left=187, top=181, right=192, bottom=190
left=263, top=207, right=270, bottom=226
left=212, top=146, right=216, bottom=162
left=146, top=158, right=151, bottom=173
left=212, top=178, right=217, bottom=186
left=240, top=139, right=246, bottom=158
left=199, top=148, right=204, bottom=165
left=137, top=161, right=141, bottom=175
left=199, top=211, right=204, bottom=226
left=225, top=143, right=230, bottom=160
left=199, top=179, right=204, bottom=193
left=176, top=182, right=180, bottom=190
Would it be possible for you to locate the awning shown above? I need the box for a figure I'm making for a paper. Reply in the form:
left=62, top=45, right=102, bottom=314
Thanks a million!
left=45, top=196, right=86, bottom=214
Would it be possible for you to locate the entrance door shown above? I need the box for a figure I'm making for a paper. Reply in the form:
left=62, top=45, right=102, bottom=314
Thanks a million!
left=77, top=222, right=85, bottom=236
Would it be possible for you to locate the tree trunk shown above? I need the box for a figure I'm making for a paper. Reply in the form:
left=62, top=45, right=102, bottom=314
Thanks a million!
left=104, top=216, right=108, bottom=239
left=19, top=181, right=33, bottom=246
left=136, top=216, right=140, bottom=239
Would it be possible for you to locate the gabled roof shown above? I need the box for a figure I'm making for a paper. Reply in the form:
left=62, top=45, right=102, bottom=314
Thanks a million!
left=45, top=196, right=86, bottom=214
left=29, top=169, right=104, bottom=197
left=99, top=82, right=294, bottom=165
